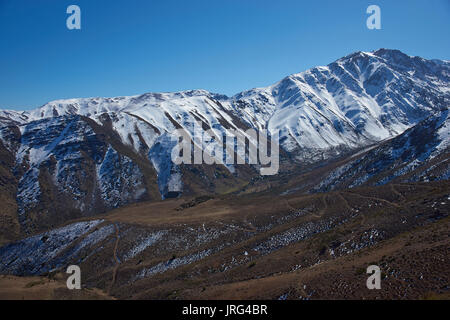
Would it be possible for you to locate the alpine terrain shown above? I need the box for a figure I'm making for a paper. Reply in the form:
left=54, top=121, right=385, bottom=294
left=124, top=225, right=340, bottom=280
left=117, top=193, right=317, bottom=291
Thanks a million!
left=0, top=49, right=448, bottom=300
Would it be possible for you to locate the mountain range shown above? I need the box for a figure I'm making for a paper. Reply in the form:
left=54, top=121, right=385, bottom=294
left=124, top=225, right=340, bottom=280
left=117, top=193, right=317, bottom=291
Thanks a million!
left=0, top=49, right=448, bottom=300
left=0, top=48, right=448, bottom=239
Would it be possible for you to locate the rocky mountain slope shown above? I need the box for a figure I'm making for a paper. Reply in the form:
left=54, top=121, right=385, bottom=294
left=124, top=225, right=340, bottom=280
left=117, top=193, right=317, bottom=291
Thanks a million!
left=0, top=179, right=448, bottom=299
left=311, top=109, right=449, bottom=193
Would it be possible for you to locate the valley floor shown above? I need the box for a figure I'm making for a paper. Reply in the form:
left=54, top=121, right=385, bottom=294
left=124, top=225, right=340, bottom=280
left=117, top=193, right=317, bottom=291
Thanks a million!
left=0, top=275, right=112, bottom=300
left=1, top=180, right=448, bottom=300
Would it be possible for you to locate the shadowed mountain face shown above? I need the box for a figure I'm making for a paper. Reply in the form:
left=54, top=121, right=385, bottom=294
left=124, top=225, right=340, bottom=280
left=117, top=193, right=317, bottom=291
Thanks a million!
left=310, top=110, right=449, bottom=193
left=0, top=49, right=448, bottom=237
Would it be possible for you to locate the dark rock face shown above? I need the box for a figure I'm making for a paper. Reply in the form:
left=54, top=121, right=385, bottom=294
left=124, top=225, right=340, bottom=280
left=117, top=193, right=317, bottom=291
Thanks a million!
left=312, top=111, right=449, bottom=193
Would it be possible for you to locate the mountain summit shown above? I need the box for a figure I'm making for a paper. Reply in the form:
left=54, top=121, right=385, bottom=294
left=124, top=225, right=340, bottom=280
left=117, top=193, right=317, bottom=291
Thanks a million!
left=0, top=49, right=448, bottom=236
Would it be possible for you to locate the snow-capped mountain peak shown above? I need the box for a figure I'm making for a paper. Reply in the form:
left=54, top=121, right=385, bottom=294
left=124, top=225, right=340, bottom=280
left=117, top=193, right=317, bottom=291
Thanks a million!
left=0, top=49, right=448, bottom=232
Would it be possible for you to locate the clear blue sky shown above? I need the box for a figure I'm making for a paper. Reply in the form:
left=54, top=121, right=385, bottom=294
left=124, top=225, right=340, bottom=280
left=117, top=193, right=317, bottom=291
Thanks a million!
left=0, top=0, right=449, bottom=110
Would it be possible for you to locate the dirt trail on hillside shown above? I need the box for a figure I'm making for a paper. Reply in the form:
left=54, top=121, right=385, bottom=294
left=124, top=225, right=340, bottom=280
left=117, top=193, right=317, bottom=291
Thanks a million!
left=338, top=192, right=352, bottom=210
left=109, top=223, right=120, bottom=294
left=343, top=190, right=402, bottom=208
left=390, top=184, right=405, bottom=201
